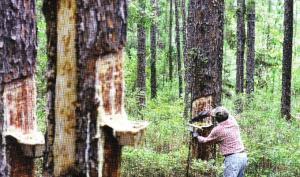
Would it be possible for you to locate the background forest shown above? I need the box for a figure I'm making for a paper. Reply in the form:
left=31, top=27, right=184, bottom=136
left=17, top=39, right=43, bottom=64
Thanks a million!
left=35, top=0, right=300, bottom=176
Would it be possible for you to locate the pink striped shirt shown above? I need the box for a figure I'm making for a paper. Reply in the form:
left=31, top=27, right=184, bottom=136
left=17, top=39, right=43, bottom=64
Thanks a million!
left=197, top=116, right=245, bottom=156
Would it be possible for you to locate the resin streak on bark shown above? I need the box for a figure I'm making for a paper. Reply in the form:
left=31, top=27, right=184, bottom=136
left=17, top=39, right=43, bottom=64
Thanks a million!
left=96, top=52, right=126, bottom=122
left=3, top=77, right=36, bottom=134
left=75, top=0, right=128, bottom=176
left=0, top=0, right=37, bottom=84
left=3, top=77, right=42, bottom=177
left=43, top=0, right=128, bottom=176
left=53, top=0, right=77, bottom=175
left=95, top=52, right=125, bottom=177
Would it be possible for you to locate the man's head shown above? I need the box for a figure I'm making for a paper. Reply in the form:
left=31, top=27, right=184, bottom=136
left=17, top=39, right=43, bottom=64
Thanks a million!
left=211, top=106, right=229, bottom=123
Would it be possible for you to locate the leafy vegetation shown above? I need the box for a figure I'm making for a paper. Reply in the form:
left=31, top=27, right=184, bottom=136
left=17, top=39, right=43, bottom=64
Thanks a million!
left=34, top=0, right=300, bottom=176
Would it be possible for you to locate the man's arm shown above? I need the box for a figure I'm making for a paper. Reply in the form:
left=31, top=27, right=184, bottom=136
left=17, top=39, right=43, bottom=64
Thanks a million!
left=196, top=128, right=219, bottom=143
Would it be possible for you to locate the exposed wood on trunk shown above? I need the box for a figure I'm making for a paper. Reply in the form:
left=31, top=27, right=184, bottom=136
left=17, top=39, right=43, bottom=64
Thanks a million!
left=3, top=77, right=43, bottom=177
left=137, top=0, right=146, bottom=108
left=187, top=0, right=224, bottom=165
left=168, top=0, right=174, bottom=81
left=0, top=0, right=42, bottom=176
left=95, top=52, right=126, bottom=177
left=246, top=1, right=256, bottom=95
left=43, top=0, right=128, bottom=176
left=281, top=0, right=293, bottom=120
left=150, top=0, right=158, bottom=99
left=191, top=97, right=214, bottom=177
left=53, top=0, right=77, bottom=175
left=175, top=0, right=183, bottom=97
left=236, top=0, right=246, bottom=94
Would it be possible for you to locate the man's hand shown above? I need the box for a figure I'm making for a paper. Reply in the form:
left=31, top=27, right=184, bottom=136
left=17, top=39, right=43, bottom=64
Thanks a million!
left=190, top=110, right=211, bottom=123
left=192, top=131, right=199, bottom=138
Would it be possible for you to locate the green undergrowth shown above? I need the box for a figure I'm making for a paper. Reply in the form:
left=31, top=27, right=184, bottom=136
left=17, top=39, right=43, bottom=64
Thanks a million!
left=121, top=87, right=300, bottom=177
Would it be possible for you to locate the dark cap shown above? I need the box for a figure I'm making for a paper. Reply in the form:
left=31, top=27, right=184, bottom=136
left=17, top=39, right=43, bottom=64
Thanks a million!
left=211, top=106, right=229, bottom=122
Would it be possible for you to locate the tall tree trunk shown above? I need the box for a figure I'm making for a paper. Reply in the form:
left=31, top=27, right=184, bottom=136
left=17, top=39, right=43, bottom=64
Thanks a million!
left=235, top=0, right=246, bottom=113
left=150, top=0, right=158, bottom=99
left=187, top=0, right=224, bottom=170
left=246, top=0, right=256, bottom=95
left=0, top=0, right=44, bottom=176
left=43, top=0, right=128, bottom=176
left=168, top=0, right=174, bottom=81
left=281, top=0, right=293, bottom=120
left=182, top=0, right=191, bottom=119
left=215, top=1, right=225, bottom=106
left=137, top=0, right=146, bottom=107
left=236, top=0, right=246, bottom=94
left=175, top=0, right=183, bottom=97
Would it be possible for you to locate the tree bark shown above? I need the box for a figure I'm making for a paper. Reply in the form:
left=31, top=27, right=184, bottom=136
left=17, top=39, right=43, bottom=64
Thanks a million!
left=246, top=0, right=256, bottom=95
left=175, top=0, right=183, bottom=97
left=215, top=0, right=225, bottom=106
left=187, top=0, right=224, bottom=168
left=168, top=0, right=174, bottom=81
left=137, top=0, right=146, bottom=107
left=150, top=0, right=158, bottom=99
left=0, top=0, right=43, bottom=176
left=281, top=0, right=293, bottom=120
left=236, top=0, right=246, bottom=94
left=43, top=0, right=128, bottom=176
left=182, top=0, right=191, bottom=119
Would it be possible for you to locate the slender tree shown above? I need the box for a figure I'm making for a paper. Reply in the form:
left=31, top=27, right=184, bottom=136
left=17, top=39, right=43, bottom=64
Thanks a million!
left=0, top=1, right=44, bottom=176
left=266, top=0, right=272, bottom=50
left=137, top=0, right=146, bottom=107
left=175, top=0, right=183, bottom=97
left=150, top=0, right=158, bottom=99
left=281, top=0, right=293, bottom=120
left=43, top=0, right=128, bottom=176
left=215, top=0, right=225, bottom=106
left=235, top=0, right=246, bottom=113
left=236, top=0, right=246, bottom=94
left=187, top=0, right=224, bottom=167
left=168, top=0, right=174, bottom=81
left=182, top=0, right=191, bottom=118
left=246, top=0, right=256, bottom=95
left=293, top=1, right=297, bottom=58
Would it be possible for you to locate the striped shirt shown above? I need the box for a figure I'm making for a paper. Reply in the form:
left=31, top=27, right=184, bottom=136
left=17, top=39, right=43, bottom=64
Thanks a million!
left=197, top=116, right=245, bottom=156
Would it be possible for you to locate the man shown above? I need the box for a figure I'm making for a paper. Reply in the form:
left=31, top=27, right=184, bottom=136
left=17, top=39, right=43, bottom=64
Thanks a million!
left=192, top=106, right=248, bottom=177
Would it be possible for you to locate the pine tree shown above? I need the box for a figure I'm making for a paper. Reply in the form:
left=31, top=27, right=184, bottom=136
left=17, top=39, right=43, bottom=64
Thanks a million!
left=281, top=0, right=293, bottom=120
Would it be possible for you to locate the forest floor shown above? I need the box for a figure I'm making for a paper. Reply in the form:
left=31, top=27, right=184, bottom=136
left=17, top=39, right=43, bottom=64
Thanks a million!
left=120, top=81, right=300, bottom=177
